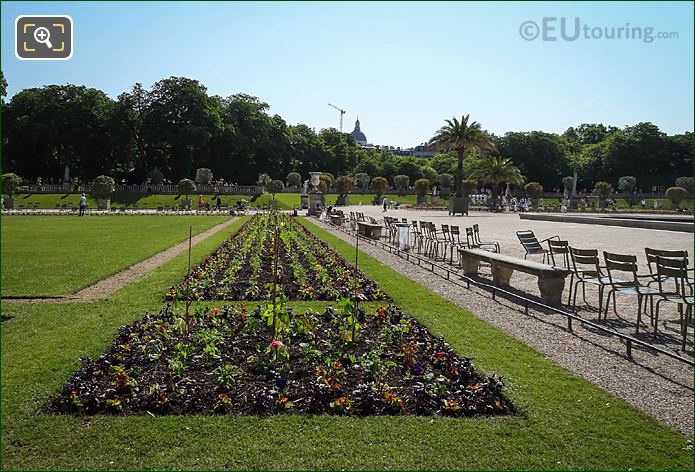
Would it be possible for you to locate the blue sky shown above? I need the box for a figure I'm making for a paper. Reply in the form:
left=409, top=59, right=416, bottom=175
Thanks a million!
left=2, top=1, right=693, bottom=147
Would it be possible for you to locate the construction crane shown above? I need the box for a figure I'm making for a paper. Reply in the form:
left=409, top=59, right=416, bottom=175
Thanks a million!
left=327, top=103, right=346, bottom=132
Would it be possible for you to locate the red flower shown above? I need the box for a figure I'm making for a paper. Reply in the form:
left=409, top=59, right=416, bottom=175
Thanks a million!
left=436, top=351, right=444, bottom=360
left=269, top=339, right=284, bottom=349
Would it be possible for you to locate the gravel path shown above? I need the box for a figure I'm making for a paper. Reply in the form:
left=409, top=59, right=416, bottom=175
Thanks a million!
left=2, top=218, right=238, bottom=304
left=313, top=217, right=694, bottom=437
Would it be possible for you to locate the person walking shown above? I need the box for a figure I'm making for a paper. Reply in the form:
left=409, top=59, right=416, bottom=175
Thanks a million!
left=215, top=195, right=221, bottom=210
left=383, top=200, right=387, bottom=212
left=79, top=193, right=87, bottom=216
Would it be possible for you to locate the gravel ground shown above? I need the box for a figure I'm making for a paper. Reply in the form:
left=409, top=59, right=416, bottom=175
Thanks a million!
left=2, top=217, right=238, bottom=304
left=312, top=213, right=694, bottom=437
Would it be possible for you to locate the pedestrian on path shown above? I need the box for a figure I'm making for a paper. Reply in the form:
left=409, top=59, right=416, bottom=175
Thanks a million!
left=79, top=193, right=87, bottom=216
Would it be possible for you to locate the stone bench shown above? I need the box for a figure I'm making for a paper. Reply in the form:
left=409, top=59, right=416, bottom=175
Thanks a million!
left=357, top=221, right=383, bottom=239
left=458, top=248, right=570, bottom=306
left=330, top=214, right=345, bottom=226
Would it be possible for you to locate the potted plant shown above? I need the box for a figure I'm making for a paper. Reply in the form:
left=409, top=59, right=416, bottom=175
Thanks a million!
left=393, top=175, right=410, bottom=197
left=266, top=180, right=284, bottom=209
left=1, top=173, right=23, bottom=209
left=177, top=178, right=197, bottom=209
left=428, top=115, right=496, bottom=216
left=593, top=181, right=613, bottom=210
left=665, top=186, right=687, bottom=210
left=524, top=182, right=543, bottom=211
left=335, top=175, right=354, bottom=206
left=414, top=178, right=431, bottom=204
left=91, top=175, right=116, bottom=210
left=370, top=177, right=388, bottom=205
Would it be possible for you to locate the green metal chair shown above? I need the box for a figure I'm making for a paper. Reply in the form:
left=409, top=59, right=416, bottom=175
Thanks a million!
left=603, top=252, right=661, bottom=332
left=653, top=256, right=693, bottom=350
left=516, top=230, right=558, bottom=263
left=569, top=247, right=612, bottom=314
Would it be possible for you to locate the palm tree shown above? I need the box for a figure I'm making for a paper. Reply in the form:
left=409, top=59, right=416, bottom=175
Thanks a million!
left=469, top=156, right=523, bottom=196
left=428, top=115, right=496, bottom=197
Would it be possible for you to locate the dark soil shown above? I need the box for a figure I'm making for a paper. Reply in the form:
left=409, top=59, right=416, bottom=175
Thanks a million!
left=47, top=304, right=514, bottom=417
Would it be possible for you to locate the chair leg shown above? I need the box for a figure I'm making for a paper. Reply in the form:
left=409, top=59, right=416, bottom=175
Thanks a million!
left=653, top=299, right=662, bottom=336
left=636, top=294, right=643, bottom=333
left=611, top=290, right=619, bottom=316
left=684, top=305, right=692, bottom=350
left=597, top=285, right=604, bottom=319
left=567, top=274, right=574, bottom=306
left=582, top=283, right=588, bottom=304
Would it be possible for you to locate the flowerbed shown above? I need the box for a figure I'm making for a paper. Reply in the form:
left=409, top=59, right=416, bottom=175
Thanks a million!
left=168, top=214, right=385, bottom=301
left=48, top=303, right=513, bottom=417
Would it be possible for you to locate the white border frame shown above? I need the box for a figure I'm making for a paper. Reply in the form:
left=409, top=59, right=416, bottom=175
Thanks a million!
left=15, top=15, right=73, bottom=61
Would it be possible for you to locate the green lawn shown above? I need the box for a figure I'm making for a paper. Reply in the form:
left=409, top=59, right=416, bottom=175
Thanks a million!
left=0, top=216, right=691, bottom=470
left=1, top=215, right=230, bottom=297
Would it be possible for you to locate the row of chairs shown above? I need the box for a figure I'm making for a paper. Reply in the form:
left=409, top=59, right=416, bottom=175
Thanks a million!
left=409, top=221, right=499, bottom=264
left=547, top=242, right=693, bottom=349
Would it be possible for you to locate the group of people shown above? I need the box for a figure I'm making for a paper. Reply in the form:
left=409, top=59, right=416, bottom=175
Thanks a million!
left=197, top=195, right=223, bottom=211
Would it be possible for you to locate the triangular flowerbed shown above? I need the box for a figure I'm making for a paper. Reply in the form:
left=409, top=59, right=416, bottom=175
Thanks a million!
left=48, top=304, right=513, bottom=416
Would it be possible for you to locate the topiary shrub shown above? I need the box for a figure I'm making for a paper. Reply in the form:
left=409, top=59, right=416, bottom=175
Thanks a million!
left=195, top=168, right=213, bottom=185
left=2, top=173, right=23, bottom=209
left=414, top=178, right=430, bottom=204
left=524, top=182, right=543, bottom=210
left=266, top=180, right=284, bottom=205
left=91, top=175, right=116, bottom=209
left=177, top=178, right=197, bottom=208
left=665, top=186, right=687, bottom=209
left=355, top=173, right=370, bottom=191
left=371, top=176, right=388, bottom=199
left=335, top=175, right=354, bottom=206
left=286, top=172, right=302, bottom=188
left=2, top=173, right=23, bottom=198
left=393, top=175, right=410, bottom=196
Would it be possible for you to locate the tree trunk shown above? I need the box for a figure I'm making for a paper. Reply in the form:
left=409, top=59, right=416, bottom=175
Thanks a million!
left=455, top=150, right=464, bottom=197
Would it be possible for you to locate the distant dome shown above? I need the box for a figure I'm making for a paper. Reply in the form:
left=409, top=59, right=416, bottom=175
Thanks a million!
left=350, top=117, right=368, bottom=145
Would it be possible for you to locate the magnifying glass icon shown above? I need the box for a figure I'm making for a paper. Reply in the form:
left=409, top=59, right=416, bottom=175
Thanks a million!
left=33, top=27, right=53, bottom=49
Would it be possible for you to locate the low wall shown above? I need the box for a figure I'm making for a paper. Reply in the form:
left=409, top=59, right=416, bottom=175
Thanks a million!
left=519, top=213, right=693, bottom=233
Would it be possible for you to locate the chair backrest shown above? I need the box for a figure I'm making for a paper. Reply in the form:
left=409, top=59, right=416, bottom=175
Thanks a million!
left=440, top=225, right=450, bottom=241
left=402, top=218, right=408, bottom=223
left=603, top=251, right=639, bottom=287
left=465, top=227, right=476, bottom=248
left=569, top=247, right=601, bottom=276
left=450, top=226, right=461, bottom=243
left=655, top=255, right=690, bottom=298
left=548, top=240, right=570, bottom=269
left=516, top=230, right=543, bottom=254
left=645, top=248, right=689, bottom=273
left=472, top=224, right=483, bottom=244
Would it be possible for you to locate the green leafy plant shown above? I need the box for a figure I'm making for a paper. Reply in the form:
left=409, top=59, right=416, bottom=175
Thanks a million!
left=177, top=178, right=197, bottom=200
left=90, top=175, right=116, bottom=199
left=195, top=168, right=213, bottom=184
left=665, top=186, right=687, bottom=209
left=1, top=173, right=22, bottom=198
left=370, top=176, right=388, bottom=198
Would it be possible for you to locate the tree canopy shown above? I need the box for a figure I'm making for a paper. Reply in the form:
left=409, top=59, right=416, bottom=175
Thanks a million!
left=1, top=76, right=690, bottom=191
